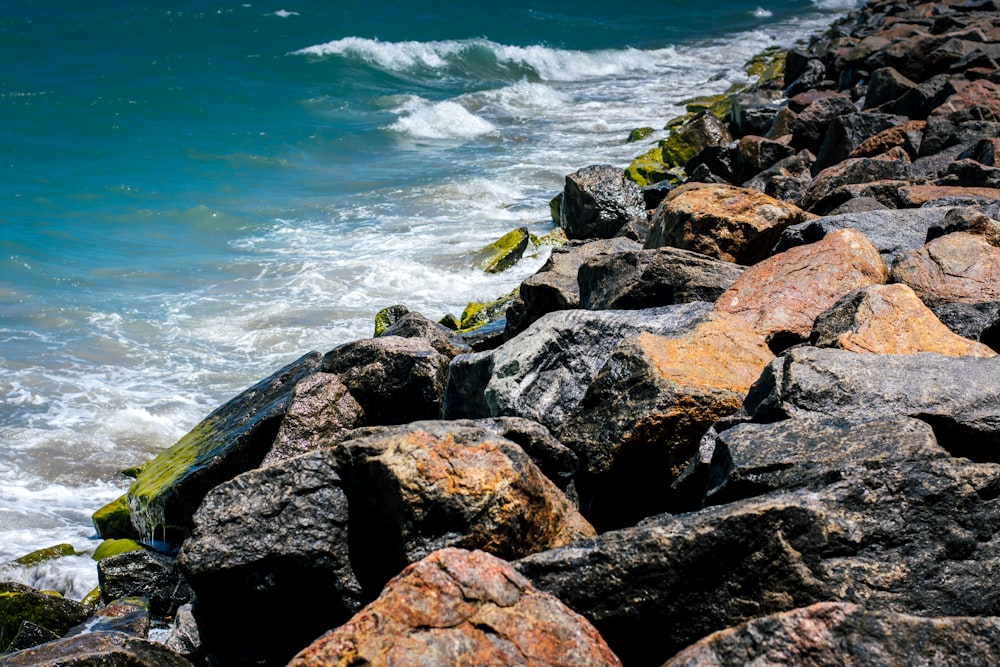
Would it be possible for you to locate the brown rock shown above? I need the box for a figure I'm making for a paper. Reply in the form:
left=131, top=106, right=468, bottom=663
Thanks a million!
left=848, top=119, right=925, bottom=159
left=929, top=78, right=1000, bottom=121
left=811, top=283, right=996, bottom=357
left=644, top=183, right=812, bottom=265
left=898, top=184, right=1000, bottom=206
left=663, top=602, right=1000, bottom=667
left=287, top=548, right=621, bottom=667
left=558, top=312, right=774, bottom=529
left=798, top=155, right=911, bottom=214
left=890, top=231, right=1000, bottom=307
left=713, top=228, right=889, bottom=349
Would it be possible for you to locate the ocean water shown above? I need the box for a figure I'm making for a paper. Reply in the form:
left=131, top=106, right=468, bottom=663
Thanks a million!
left=0, top=0, right=859, bottom=599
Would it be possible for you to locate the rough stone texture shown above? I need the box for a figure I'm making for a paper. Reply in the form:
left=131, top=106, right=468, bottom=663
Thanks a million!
left=66, top=598, right=150, bottom=638
left=733, top=135, right=796, bottom=184
left=889, top=231, right=1000, bottom=307
left=663, top=602, right=1000, bottom=667
left=797, top=155, right=912, bottom=214
left=811, top=283, right=997, bottom=356
left=0, top=582, right=89, bottom=654
left=321, top=335, right=450, bottom=425
left=559, top=164, right=645, bottom=240
left=644, top=183, right=812, bottom=265
left=787, top=93, right=859, bottom=153
left=742, top=150, right=816, bottom=202
left=812, top=112, right=906, bottom=173
left=516, top=456, right=1000, bottom=667
left=578, top=246, right=744, bottom=311
left=898, top=184, right=1000, bottom=207
left=934, top=300, right=1000, bottom=349
left=333, top=421, right=594, bottom=590
left=444, top=302, right=713, bottom=434
left=864, top=66, right=920, bottom=110
left=287, top=549, right=622, bottom=667
left=261, top=372, right=364, bottom=467
left=557, top=313, right=774, bottom=530
left=377, top=311, right=472, bottom=359
left=126, top=351, right=322, bottom=545
left=504, top=238, right=641, bottom=339
left=0, top=632, right=193, bottom=667
left=713, top=228, right=888, bottom=350
left=177, top=449, right=362, bottom=667
left=96, top=551, right=191, bottom=619
left=848, top=118, right=925, bottom=158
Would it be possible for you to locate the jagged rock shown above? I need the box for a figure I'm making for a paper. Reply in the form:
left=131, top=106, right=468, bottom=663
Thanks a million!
left=729, top=91, right=785, bottom=137
left=163, top=604, right=200, bottom=661
left=177, top=449, right=362, bottom=667
left=644, top=183, right=812, bottom=265
left=5, top=622, right=59, bottom=653
left=332, top=421, right=595, bottom=589
left=444, top=303, right=713, bottom=434
left=261, top=373, right=364, bottom=467
left=0, top=632, right=192, bottom=667
left=926, top=205, right=1000, bottom=244
left=287, top=549, right=622, bottom=667
left=503, top=237, right=642, bottom=339
left=126, top=351, right=322, bottom=545
left=929, top=78, right=1000, bottom=122
left=557, top=312, right=774, bottom=530
left=849, top=119, right=925, bottom=158
left=798, top=154, right=911, bottom=214
left=320, top=336, right=450, bottom=425
left=933, top=300, right=1000, bottom=350
left=742, top=150, right=816, bottom=202
left=373, top=304, right=409, bottom=337
left=662, top=112, right=733, bottom=170
left=516, top=456, right=1000, bottom=666
left=812, top=111, right=905, bottom=173
left=66, top=597, right=150, bottom=638
left=377, top=311, right=472, bottom=359
left=578, top=246, right=744, bottom=311
left=784, top=58, right=827, bottom=97
left=0, top=583, right=89, bottom=653
left=96, top=551, right=191, bottom=619
left=863, top=66, right=919, bottom=110
left=772, top=206, right=958, bottom=267
left=663, top=602, right=1000, bottom=667
left=733, top=136, right=795, bottom=184
left=810, top=283, right=996, bottom=356
left=714, top=228, right=888, bottom=350
left=787, top=92, right=858, bottom=153
left=889, top=231, right=1000, bottom=307
left=559, top=165, right=645, bottom=239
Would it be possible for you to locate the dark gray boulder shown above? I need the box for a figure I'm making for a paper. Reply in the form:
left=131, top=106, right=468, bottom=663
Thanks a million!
left=559, top=165, right=645, bottom=240
left=97, top=551, right=192, bottom=620
left=377, top=311, right=473, bottom=358
left=933, top=301, right=1000, bottom=350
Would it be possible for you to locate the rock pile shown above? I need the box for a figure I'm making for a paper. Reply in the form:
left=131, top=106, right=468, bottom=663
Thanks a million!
left=5, top=0, right=1000, bottom=665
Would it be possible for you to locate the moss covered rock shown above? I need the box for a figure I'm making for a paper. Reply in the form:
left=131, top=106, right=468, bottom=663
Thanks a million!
left=626, top=112, right=731, bottom=187
left=92, top=495, right=138, bottom=541
left=530, top=227, right=568, bottom=248
left=745, top=46, right=787, bottom=89
left=92, top=538, right=144, bottom=562
left=0, top=582, right=89, bottom=653
left=374, top=304, right=410, bottom=337
left=627, top=127, right=656, bottom=143
left=474, top=227, right=531, bottom=274
left=457, top=288, right=520, bottom=333
left=12, top=544, right=77, bottom=567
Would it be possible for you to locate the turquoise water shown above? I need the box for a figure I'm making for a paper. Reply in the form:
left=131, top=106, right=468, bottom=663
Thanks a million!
left=0, top=0, right=858, bottom=596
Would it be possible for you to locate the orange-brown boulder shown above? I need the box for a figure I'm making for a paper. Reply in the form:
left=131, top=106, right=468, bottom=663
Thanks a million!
left=713, top=228, right=888, bottom=349
left=644, top=182, right=812, bottom=265
left=848, top=119, right=925, bottom=159
left=897, top=184, right=1000, bottom=207
left=287, top=548, right=622, bottom=667
left=890, top=231, right=1000, bottom=307
left=811, top=283, right=996, bottom=357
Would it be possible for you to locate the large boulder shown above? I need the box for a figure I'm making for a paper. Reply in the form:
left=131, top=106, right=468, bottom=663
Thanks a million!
left=663, top=602, right=1000, bottom=667
left=0, top=583, right=89, bottom=654
left=713, top=228, right=888, bottom=350
left=557, top=312, right=774, bottom=530
left=578, top=246, right=744, bottom=311
left=444, top=302, right=714, bottom=434
left=644, top=183, right=812, bottom=265
left=377, top=311, right=472, bottom=359
left=126, top=351, right=322, bottom=546
left=287, top=548, right=622, bottom=667
left=797, top=154, right=912, bottom=214
left=96, top=550, right=192, bottom=619
left=889, top=230, right=1000, bottom=307
left=559, top=165, right=645, bottom=240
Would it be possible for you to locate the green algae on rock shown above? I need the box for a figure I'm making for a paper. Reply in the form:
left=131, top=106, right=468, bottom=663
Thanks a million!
left=373, top=304, right=410, bottom=337
left=627, top=127, right=656, bottom=143
left=457, top=287, right=520, bottom=333
left=92, top=495, right=138, bottom=541
left=12, top=544, right=78, bottom=568
left=474, top=227, right=532, bottom=274
left=0, top=582, right=89, bottom=653
left=92, top=539, right=144, bottom=561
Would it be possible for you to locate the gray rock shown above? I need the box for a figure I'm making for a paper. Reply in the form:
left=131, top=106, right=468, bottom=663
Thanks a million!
left=4, top=622, right=59, bottom=654
left=0, top=632, right=193, bottom=667
left=177, top=448, right=362, bottom=667
left=378, top=311, right=473, bottom=359
left=578, top=246, right=744, bottom=311
left=66, top=597, right=151, bottom=638
left=559, top=165, right=645, bottom=240
left=812, top=111, right=905, bottom=173
left=444, top=302, right=713, bottom=434
left=97, top=551, right=192, bottom=620
left=933, top=301, right=1000, bottom=349
left=163, top=604, right=201, bottom=661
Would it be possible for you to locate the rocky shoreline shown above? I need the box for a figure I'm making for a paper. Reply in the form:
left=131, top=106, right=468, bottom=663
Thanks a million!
left=7, top=0, right=1000, bottom=664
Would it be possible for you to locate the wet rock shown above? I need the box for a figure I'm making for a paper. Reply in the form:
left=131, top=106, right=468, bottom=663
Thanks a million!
left=889, top=231, right=1000, bottom=307
left=474, top=226, right=531, bottom=273
left=559, top=165, right=645, bottom=239
left=96, top=551, right=192, bottom=620
left=4, top=622, right=59, bottom=654
left=66, top=597, right=150, bottom=638
left=578, top=246, right=744, bottom=311
left=644, top=183, right=812, bottom=265
left=663, top=602, right=1000, bottom=667
left=0, top=582, right=89, bottom=653
left=377, top=311, right=473, bottom=359
left=713, top=228, right=888, bottom=351
left=321, top=336, right=450, bottom=425
left=810, top=283, right=996, bottom=356
left=261, top=373, right=364, bottom=467
left=162, top=604, right=200, bottom=662
left=126, top=351, right=322, bottom=545
left=0, top=632, right=193, bottom=667
left=373, top=304, right=409, bottom=337
left=287, top=548, right=621, bottom=667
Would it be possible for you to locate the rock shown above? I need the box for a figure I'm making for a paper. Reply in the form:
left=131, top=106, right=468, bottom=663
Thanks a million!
left=96, top=551, right=192, bottom=619
left=333, top=421, right=595, bottom=589
left=742, top=150, right=816, bottom=202
left=177, top=448, right=362, bottom=667
left=644, top=183, right=812, bottom=265
left=66, top=597, right=150, bottom=638
left=663, top=602, right=1000, bottom=667
left=0, top=632, right=193, bottom=667
left=889, top=231, right=1000, bottom=307
left=925, top=205, right=1000, bottom=244
left=260, top=373, right=364, bottom=467
left=559, top=165, right=645, bottom=239
left=627, top=127, right=655, bottom=142
left=863, top=66, right=919, bottom=110
left=928, top=78, right=1000, bottom=122
left=473, top=226, right=531, bottom=273
left=797, top=155, right=911, bottom=214
left=92, top=539, right=143, bottom=561
left=812, top=111, right=906, bottom=173
left=848, top=119, right=925, bottom=158
left=456, top=317, right=508, bottom=352
left=92, top=496, right=138, bottom=541
left=12, top=543, right=76, bottom=567
left=287, top=548, right=621, bottom=667
left=713, top=228, right=888, bottom=351
left=578, top=246, right=745, bottom=311
left=444, top=302, right=714, bottom=434
left=787, top=93, right=858, bottom=153
left=810, top=283, right=996, bottom=356
left=661, top=112, right=733, bottom=170
left=503, top=237, right=642, bottom=339
left=376, top=310, right=472, bottom=359
left=4, top=622, right=59, bottom=654
left=729, top=91, right=785, bottom=137
left=933, top=300, right=1000, bottom=350
left=897, top=184, right=1000, bottom=207
left=162, top=604, right=201, bottom=661
left=557, top=312, right=774, bottom=530
left=373, top=304, right=409, bottom=337
left=733, top=135, right=796, bottom=184
left=516, top=456, right=1000, bottom=666
left=320, top=336, right=450, bottom=425
left=126, top=351, right=322, bottom=545
left=454, top=288, right=519, bottom=334
left=825, top=196, right=890, bottom=214
left=0, top=582, right=89, bottom=653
